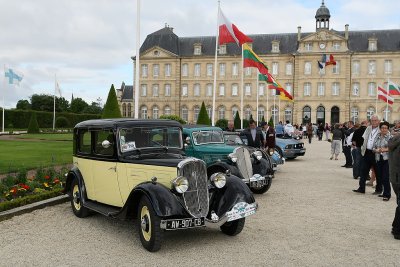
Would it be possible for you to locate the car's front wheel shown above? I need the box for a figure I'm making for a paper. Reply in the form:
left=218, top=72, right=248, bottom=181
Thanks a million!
left=250, top=177, right=272, bottom=194
left=220, top=218, right=245, bottom=236
left=70, top=178, right=90, bottom=218
left=137, top=195, right=163, bottom=252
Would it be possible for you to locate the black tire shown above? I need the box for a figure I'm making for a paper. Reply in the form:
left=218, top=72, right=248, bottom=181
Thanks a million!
left=250, top=177, right=272, bottom=194
left=70, top=178, right=90, bottom=218
left=137, top=195, right=163, bottom=252
left=220, top=218, right=245, bottom=236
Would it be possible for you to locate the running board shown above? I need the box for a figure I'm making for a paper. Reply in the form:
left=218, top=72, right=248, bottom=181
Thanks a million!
left=83, top=200, right=120, bottom=217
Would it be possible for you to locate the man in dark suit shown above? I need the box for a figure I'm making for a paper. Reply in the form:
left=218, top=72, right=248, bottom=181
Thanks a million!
left=342, top=121, right=355, bottom=168
left=240, top=119, right=264, bottom=148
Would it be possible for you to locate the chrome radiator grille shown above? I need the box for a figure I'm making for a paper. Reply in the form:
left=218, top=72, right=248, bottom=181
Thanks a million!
left=235, top=147, right=253, bottom=181
left=178, top=158, right=209, bottom=218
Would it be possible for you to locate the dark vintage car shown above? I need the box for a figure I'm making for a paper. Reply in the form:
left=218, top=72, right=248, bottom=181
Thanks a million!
left=63, top=119, right=258, bottom=252
left=182, top=125, right=273, bottom=194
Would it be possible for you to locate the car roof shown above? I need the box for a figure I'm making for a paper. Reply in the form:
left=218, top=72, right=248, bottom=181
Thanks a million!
left=74, top=118, right=182, bottom=129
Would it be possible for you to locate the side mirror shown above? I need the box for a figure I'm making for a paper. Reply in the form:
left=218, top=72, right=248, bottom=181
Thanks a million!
left=102, top=140, right=111, bottom=148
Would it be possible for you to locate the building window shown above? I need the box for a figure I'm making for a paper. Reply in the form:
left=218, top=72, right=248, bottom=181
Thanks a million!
left=353, top=60, right=360, bottom=75
left=367, top=107, right=375, bottom=120
left=304, top=82, right=311, bottom=96
left=152, top=84, right=159, bottom=96
left=284, top=107, right=292, bottom=123
left=333, top=42, right=340, bottom=50
left=127, top=103, right=131, bottom=117
left=352, top=82, right=360, bottom=96
left=259, top=83, right=265, bottom=96
left=232, top=63, right=239, bottom=76
left=152, top=106, right=159, bottom=119
left=194, top=63, right=201, bottom=77
left=164, top=84, right=171, bottom=96
left=164, top=106, right=171, bottom=116
left=305, top=43, right=312, bottom=51
left=245, top=107, right=252, bottom=120
left=368, top=60, right=376, bottom=74
left=140, top=106, right=147, bottom=119
left=272, top=62, right=278, bottom=75
left=122, top=103, right=126, bottom=117
left=194, top=45, right=201, bottom=55
left=232, top=106, right=239, bottom=119
left=218, top=106, right=225, bottom=120
left=141, top=64, right=148, bottom=78
left=332, top=61, right=340, bottom=74
left=368, top=40, right=377, bottom=51
left=193, top=83, right=200, bottom=97
left=351, top=107, right=359, bottom=122
left=317, top=82, right=325, bottom=96
left=319, top=66, right=326, bottom=75
left=181, top=106, right=188, bottom=122
left=206, top=63, right=213, bottom=76
left=206, top=106, right=212, bottom=118
left=141, top=84, right=147, bottom=97
left=286, top=62, right=293, bottom=75
left=219, top=83, right=225, bottom=96
left=219, top=63, right=226, bottom=76
left=206, top=83, right=212, bottom=96
left=232, top=84, right=238, bottom=96
left=194, top=106, right=200, bottom=122
left=271, top=106, right=278, bottom=123
left=219, top=45, right=227, bottom=55
left=182, top=63, right=188, bottom=77
left=332, top=82, right=340, bottom=96
left=152, top=64, right=159, bottom=78
left=164, top=64, right=171, bottom=77
left=245, top=67, right=252, bottom=76
left=245, top=83, right=251, bottom=96
left=304, top=62, right=311, bottom=75
left=368, top=82, right=376, bottom=96
left=182, top=84, right=188, bottom=96
left=384, top=60, right=392, bottom=74
left=285, top=83, right=292, bottom=95
left=272, top=43, right=279, bottom=53
left=258, top=107, right=265, bottom=122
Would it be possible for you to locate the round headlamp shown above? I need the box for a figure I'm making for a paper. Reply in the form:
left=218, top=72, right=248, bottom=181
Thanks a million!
left=268, top=149, right=274, bottom=156
left=228, top=153, right=238, bottom=163
left=171, top=176, right=189, bottom=194
left=253, top=150, right=263, bottom=161
left=210, top=173, right=227, bottom=188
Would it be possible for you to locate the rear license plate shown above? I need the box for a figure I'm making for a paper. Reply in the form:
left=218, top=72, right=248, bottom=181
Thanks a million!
left=165, top=217, right=205, bottom=230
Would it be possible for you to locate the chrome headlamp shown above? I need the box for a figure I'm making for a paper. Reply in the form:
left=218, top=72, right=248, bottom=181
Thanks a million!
left=171, top=176, right=189, bottom=193
left=268, top=148, right=274, bottom=156
left=252, top=150, right=263, bottom=161
left=228, top=152, right=238, bottom=163
left=210, top=173, right=227, bottom=188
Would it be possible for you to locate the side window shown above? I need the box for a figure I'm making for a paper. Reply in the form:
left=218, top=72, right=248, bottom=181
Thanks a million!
left=78, top=130, right=91, bottom=154
left=94, top=129, right=114, bottom=156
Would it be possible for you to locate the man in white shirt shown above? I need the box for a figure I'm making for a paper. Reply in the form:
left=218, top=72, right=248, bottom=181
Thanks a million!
left=284, top=120, right=294, bottom=137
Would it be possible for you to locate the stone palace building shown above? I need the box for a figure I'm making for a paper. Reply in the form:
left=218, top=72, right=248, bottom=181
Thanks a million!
left=117, top=1, right=400, bottom=125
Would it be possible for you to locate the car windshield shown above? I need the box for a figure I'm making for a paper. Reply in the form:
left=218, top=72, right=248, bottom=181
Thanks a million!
left=192, top=130, right=224, bottom=145
left=118, top=126, right=182, bottom=152
left=224, top=134, right=244, bottom=145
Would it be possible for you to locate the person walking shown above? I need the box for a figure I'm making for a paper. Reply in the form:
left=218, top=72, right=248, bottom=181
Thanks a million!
left=240, top=119, right=264, bottom=148
left=317, top=123, right=324, bottom=141
left=353, top=115, right=381, bottom=194
left=324, top=123, right=331, bottom=141
left=373, top=121, right=392, bottom=201
left=388, top=125, right=400, bottom=240
left=307, top=123, right=313, bottom=144
left=330, top=124, right=342, bottom=160
left=351, top=121, right=367, bottom=179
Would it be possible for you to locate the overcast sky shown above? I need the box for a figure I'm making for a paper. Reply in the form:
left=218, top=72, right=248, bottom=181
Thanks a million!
left=1, top=0, right=399, bottom=108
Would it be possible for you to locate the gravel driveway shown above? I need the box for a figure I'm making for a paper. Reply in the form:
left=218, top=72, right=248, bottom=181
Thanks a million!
left=1, top=140, right=399, bottom=266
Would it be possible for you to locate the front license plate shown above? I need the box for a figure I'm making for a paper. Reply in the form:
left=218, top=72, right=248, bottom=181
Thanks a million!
left=226, top=202, right=257, bottom=222
left=250, top=180, right=267, bottom=188
left=300, top=149, right=305, bottom=153
left=165, top=217, right=205, bottom=230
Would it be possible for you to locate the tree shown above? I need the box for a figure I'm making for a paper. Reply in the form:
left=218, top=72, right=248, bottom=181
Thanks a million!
left=102, top=84, right=122, bottom=119
left=268, top=116, right=274, bottom=127
left=27, top=112, right=40, bottom=133
left=31, top=94, right=54, bottom=112
left=216, top=119, right=228, bottom=129
left=196, top=102, right=211, bottom=125
left=234, top=111, right=241, bottom=129
left=16, top=100, right=31, bottom=110
left=70, top=98, right=89, bottom=114
left=159, top=114, right=186, bottom=124
left=83, top=102, right=103, bottom=114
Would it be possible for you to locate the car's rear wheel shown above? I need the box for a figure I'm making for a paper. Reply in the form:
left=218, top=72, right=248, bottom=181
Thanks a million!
left=70, top=178, right=90, bottom=218
left=220, top=218, right=245, bottom=236
left=137, top=195, right=163, bottom=252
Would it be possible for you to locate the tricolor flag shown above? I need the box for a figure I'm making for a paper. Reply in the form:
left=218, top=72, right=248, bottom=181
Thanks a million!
left=387, top=80, right=400, bottom=96
left=243, top=43, right=269, bottom=75
left=218, top=7, right=252, bottom=47
left=318, top=54, right=336, bottom=69
left=378, top=86, right=394, bottom=105
left=5, top=68, right=23, bottom=85
left=268, top=80, right=294, bottom=101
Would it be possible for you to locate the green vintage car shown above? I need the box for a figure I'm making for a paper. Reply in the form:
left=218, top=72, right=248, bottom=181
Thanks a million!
left=182, top=125, right=273, bottom=194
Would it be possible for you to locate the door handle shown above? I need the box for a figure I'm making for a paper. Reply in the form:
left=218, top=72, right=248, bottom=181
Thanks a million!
left=108, top=166, right=116, bottom=171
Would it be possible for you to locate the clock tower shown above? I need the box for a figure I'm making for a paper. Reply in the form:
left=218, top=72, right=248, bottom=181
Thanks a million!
left=315, top=0, right=330, bottom=31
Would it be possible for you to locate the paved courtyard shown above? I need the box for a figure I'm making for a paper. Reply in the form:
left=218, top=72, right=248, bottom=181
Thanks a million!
left=1, top=139, right=399, bottom=266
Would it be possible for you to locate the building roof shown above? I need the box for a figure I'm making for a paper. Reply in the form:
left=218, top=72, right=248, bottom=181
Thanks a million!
left=315, top=1, right=330, bottom=19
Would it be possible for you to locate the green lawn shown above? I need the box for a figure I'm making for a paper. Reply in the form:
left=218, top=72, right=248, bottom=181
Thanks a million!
left=0, top=137, right=72, bottom=174
left=13, top=133, right=73, bottom=141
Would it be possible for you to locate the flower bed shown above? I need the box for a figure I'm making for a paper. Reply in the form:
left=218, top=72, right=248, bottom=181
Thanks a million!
left=0, top=167, right=68, bottom=212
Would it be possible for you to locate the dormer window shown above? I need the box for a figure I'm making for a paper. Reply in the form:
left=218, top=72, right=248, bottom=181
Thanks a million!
left=272, top=41, right=280, bottom=53
left=305, top=43, right=313, bottom=51
left=219, top=44, right=227, bottom=55
left=368, top=38, right=377, bottom=51
left=194, top=43, right=202, bottom=55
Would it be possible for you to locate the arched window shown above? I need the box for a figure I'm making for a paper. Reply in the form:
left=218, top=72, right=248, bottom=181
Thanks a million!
left=140, top=106, right=148, bottom=119
left=284, top=107, right=292, bottom=123
left=383, top=107, right=391, bottom=122
left=164, top=106, right=171, bottom=116
left=351, top=107, right=359, bottom=123
left=245, top=106, right=252, bottom=120
left=193, top=105, right=200, bottom=122
left=218, top=106, right=225, bottom=120
left=302, top=106, right=311, bottom=124
left=316, top=106, right=325, bottom=124
left=331, top=106, right=340, bottom=124
left=181, top=106, right=188, bottom=122
left=232, top=106, right=239, bottom=119
left=271, top=106, right=279, bottom=124
left=206, top=106, right=212, bottom=119
left=127, top=103, right=131, bottom=117
left=122, top=103, right=127, bottom=117
left=258, top=106, right=265, bottom=123
left=367, top=107, right=375, bottom=121
left=152, top=106, right=159, bottom=119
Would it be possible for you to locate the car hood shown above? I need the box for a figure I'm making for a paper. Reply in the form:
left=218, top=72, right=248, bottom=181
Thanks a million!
left=276, top=138, right=302, bottom=145
left=193, top=143, right=235, bottom=154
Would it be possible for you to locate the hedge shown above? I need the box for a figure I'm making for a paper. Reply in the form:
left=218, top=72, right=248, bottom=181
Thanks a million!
left=0, top=109, right=100, bottom=129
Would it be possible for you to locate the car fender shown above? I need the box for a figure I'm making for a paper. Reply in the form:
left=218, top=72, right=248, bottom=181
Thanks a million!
left=252, top=157, right=270, bottom=176
left=207, top=161, right=241, bottom=178
left=63, top=166, right=86, bottom=197
left=209, top=175, right=255, bottom=218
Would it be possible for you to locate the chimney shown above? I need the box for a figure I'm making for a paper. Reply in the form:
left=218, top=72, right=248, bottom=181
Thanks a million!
left=345, top=24, right=349, bottom=40
left=297, top=26, right=301, bottom=41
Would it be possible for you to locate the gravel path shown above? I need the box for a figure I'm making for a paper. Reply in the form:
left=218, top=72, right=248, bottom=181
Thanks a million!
left=1, top=140, right=399, bottom=266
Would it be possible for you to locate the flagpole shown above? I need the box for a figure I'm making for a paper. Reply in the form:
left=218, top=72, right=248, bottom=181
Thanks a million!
left=375, top=84, right=378, bottom=115
left=386, top=77, right=389, bottom=121
left=273, top=90, right=276, bottom=126
left=241, top=44, right=244, bottom=129
left=278, top=96, right=281, bottom=122
left=2, top=64, right=5, bottom=133
left=134, top=0, right=141, bottom=119
left=53, top=74, right=56, bottom=131
left=212, top=1, right=220, bottom=126
left=266, top=82, right=269, bottom=123
left=256, top=70, right=259, bottom=126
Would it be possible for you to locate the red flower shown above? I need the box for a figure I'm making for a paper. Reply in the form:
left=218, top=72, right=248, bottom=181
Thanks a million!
left=44, top=175, right=50, bottom=179
left=10, top=188, right=17, bottom=195
left=53, top=179, right=60, bottom=184
left=21, top=184, right=30, bottom=190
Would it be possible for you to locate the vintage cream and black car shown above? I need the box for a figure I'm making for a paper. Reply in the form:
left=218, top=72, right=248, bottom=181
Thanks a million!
left=64, top=119, right=258, bottom=252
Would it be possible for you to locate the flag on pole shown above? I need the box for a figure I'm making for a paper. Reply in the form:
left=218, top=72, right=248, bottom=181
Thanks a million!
left=4, top=68, right=23, bottom=85
left=218, top=7, right=252, bottom=46
left=243, top=43, right=269, bottom=75
left=387, top=80, right=400, bottom=96
left=318, top=54, right=336, bottom=69
left=268, top=77, right=294, bottom=101
left=378, top=86, right=394, bottom=105
left=56, top=82, right=62, bottom=97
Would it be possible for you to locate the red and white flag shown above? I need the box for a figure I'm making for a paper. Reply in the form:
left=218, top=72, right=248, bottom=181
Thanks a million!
left=218, top=7, right=252, bottom=46
left=378, top=86, right=394, bottom=105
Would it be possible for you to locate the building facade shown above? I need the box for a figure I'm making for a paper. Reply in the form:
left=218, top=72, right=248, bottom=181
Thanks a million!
left=118, top=2, right=400, bottom=125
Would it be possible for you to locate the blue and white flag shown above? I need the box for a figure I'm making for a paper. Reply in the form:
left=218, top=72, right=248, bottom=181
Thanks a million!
left=5, top=68, right=23, bottom=85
